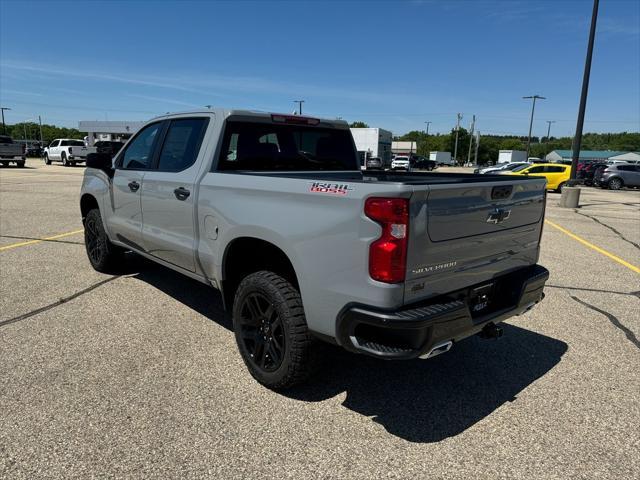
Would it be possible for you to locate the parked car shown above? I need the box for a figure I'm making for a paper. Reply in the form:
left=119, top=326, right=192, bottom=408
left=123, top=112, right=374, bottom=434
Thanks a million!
left=44, top=139, right=96, bottom=166
left=80, top=109, right=549, bottom=389
left=474, top=162, right=529, bottom=175
left=500, top=163, right=570, bottom=192
left=411, top=155, right=436, bottom=171
left=0, top=135, right=26, bottom=167
left=365, top=157, right=383, bottom=170
left=391, top=155, right=410, bottom=170
left=26, top=142, right=44, bottom=158
left=95, top=141, right=125, bottom=157
left=577, top=162, right=607, bottom=186
left=594, top=163, right=640, bottom=190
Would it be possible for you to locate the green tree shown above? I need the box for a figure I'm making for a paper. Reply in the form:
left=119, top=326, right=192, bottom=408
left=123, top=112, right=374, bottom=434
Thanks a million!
left=349, top=121, right=369, bottom=128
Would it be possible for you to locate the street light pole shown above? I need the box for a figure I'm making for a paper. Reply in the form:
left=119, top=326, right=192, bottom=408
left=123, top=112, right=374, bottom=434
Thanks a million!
left=570, top=0, right=599, bottom=182
left=294, top=100, right=305, bottom=115
left=453, top=113, right=462, bottom=165
left=545, top=120, right=556, bottom=142
left=1, top=107, right=11, bottom=135
left=523, top=95, right=545, bottom=159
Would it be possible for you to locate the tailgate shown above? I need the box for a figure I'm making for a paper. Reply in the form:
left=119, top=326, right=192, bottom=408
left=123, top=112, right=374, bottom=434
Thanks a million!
left=404, top=178, right=546, bottom=304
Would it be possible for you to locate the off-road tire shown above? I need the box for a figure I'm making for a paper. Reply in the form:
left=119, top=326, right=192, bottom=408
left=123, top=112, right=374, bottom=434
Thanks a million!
left=84, top=208, right=124, bottom=273
left=232, top=270, right=320, bottom=390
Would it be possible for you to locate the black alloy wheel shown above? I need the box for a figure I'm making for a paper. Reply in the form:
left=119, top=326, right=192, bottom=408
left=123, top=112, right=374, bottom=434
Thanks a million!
left=84, top=212, right=104, bottom=266
left=237, top=292, right=286, bottom=372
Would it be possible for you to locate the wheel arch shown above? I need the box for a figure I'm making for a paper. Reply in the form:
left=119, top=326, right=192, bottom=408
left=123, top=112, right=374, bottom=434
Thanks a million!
left=80, top=193, right=99, bottom=222
left=220, top=236, right=299, bottom=310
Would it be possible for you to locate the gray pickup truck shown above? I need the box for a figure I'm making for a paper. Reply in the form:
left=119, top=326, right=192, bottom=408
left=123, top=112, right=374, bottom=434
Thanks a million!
left=0, top=135, right=26, bottom=167
left=80, top=109, right=549, bottom=389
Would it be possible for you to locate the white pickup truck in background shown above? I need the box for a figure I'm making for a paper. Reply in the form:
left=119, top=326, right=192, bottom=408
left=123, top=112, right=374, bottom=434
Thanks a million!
left=44, top=139, right=96, bottom=166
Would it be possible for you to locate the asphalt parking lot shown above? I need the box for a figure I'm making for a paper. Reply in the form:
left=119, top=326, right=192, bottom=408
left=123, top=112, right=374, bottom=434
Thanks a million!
left=1, top=159, right=639, bottom=479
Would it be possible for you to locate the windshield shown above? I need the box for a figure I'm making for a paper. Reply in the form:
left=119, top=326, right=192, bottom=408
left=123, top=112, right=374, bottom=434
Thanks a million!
left=217, top=121, right=358, bottom=171
left=512, top=164, right=531, bottom=172
left=505, top=163, right=525, bottom=170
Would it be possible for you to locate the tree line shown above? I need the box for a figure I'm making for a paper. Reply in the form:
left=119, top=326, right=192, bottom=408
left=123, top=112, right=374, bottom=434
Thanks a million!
left=349, top=121, right=640, bottom=165
left=3, top=122, right=85, bottom=146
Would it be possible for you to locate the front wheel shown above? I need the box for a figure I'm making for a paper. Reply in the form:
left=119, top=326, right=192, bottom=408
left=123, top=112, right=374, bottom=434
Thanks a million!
left=608, top=177, right=623, bottom=190
left=44, top=154, right=51, bottom=165
left=84, top=208, right=124, bottom=273
left=232, top=271, right=319, bottom=390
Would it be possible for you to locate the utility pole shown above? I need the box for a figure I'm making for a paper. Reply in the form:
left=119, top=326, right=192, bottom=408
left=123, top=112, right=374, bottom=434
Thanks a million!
left=474, top=131, right=480, bottom=165
left=545, top=120, right=556, bottom=142
left=423, top=121, right=431, bottom=156
left=523, top=95, right=545, bottom=159
left=467, top=114, right=476, bottom=165
left=293, top=100, right=305, bottom=115
left=570, top=0, right=599, bottom=183
left=38, top=115, right=43, bottom=144
left=453, top=113, right=462, bottom=165
left=0, top=107, right=11, bottom=135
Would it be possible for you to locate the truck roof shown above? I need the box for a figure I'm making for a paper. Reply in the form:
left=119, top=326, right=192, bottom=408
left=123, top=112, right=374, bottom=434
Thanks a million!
left=148, top=108, right=350, bottom=129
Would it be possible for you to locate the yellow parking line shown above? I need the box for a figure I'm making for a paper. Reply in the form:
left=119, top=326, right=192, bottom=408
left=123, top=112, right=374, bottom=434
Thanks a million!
left=545, top=219, right=640, bottom=274
left=0, top=229, right=84, bottom=252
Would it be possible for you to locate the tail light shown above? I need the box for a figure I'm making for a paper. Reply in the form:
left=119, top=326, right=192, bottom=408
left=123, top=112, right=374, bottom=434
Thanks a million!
left=364, top=197, right=409, bottom=283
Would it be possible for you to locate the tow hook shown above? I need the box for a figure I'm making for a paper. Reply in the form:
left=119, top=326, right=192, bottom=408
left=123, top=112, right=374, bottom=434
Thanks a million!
left=479, top=323, right=503, bottom=339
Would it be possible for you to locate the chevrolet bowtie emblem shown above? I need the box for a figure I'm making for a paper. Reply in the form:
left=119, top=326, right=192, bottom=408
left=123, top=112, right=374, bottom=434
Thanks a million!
left=486, top=208, right=511, bottom=224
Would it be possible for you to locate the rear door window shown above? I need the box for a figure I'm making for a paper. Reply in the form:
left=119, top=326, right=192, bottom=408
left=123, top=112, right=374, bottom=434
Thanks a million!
left=527, top=166, right=545, bottom=173
left=217, top=120, right=357, bottom=171
left=156, top=118, right=208, bottom=171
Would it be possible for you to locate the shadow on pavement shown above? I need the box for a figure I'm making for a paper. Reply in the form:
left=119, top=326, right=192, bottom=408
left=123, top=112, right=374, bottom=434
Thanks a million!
left=128, top=256, right=568, bottom=444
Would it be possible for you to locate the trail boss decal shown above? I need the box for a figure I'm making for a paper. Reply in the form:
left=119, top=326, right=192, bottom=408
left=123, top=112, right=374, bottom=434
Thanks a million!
left=309, top=182, right=354, bottom=196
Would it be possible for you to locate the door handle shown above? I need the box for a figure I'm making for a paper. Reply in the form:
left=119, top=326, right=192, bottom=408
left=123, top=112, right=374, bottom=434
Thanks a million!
left=128, top=181, right=140, bottom=192
left=174, top=187, right=190, bottom=201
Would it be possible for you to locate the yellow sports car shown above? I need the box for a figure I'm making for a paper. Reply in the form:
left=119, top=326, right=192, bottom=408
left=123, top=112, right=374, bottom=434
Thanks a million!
left=500, top=163, right=570, bottom=192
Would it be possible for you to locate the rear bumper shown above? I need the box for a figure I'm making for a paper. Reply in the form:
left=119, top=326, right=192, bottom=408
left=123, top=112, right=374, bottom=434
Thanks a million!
left=336, top=264, right=549, bottom=359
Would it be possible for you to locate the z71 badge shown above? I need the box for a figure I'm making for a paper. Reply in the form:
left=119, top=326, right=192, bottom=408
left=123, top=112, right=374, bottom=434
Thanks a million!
left=309, top=182, right=354, bottom=195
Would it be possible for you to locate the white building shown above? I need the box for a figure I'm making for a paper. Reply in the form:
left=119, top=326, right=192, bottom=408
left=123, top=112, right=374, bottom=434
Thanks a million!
left=391, top=141, right=417, bottom=155
left=608, top=152, right=640, bottom=163
left=78, top=120, right=145, bottom=146
left=350, top=127, right=393, bottom=165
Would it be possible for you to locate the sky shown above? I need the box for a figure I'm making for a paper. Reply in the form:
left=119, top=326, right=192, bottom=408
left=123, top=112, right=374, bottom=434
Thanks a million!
left=1, top=0, right=639, bottom=138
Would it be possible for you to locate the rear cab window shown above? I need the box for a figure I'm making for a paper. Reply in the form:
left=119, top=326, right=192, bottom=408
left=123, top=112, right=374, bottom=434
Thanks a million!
left=216, top=118, right=358, bottom=171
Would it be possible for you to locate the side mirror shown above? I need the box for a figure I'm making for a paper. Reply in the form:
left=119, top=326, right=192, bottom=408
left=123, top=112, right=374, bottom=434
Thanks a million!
left=86, top=152, right=114, bottom=176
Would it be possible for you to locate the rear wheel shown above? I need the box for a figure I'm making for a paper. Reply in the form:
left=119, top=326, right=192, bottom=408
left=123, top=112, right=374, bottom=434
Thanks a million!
left=232, top=271, right=319, bottom=390
left=17, top=161, right=25, bottom=168
left=44, top=153, right=51, bottom=165
left=62, top=152, right=69, bottom=166
left=608, top=177, right=623, bottom=190
left=0, top=161, right=8, bottom=167
left=84, top=208, right=124, bottom=273
left=556, top=182, right=566, bottom=193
